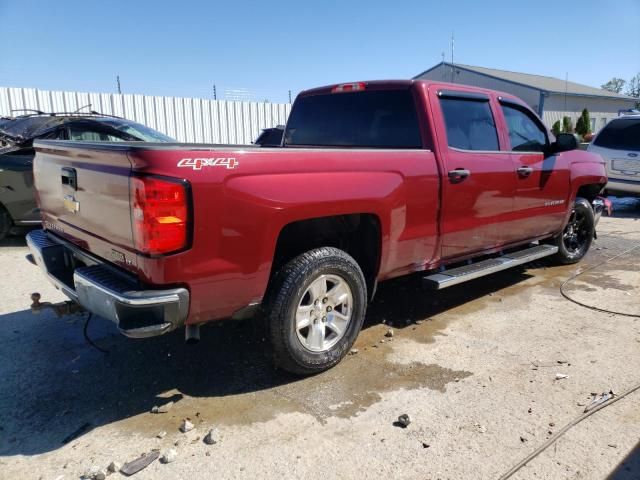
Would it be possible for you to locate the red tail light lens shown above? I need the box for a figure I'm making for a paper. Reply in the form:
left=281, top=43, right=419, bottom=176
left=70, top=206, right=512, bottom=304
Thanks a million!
left=131, top=176, right=190, bottom=255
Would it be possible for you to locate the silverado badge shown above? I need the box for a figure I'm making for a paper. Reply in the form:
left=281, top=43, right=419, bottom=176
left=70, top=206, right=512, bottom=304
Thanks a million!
left=63, top=194, right=80, bottom=214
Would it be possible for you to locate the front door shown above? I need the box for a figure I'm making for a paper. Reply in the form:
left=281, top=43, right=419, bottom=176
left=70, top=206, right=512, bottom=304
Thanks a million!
left=498, top=100, right=570, bottom=240
left=433, top=90, right=517, bottom=259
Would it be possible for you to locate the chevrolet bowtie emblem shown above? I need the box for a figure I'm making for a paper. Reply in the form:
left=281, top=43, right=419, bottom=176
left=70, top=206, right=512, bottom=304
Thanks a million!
left=63, top=194, right=80, bottom=214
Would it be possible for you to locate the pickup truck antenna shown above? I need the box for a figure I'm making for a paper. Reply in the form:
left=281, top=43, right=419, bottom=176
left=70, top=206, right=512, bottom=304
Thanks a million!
left=72, top=104, right=92, bottom=114
left=450, top=31, right=455, bottom=83
left=564, top=72, right=568, bottom=112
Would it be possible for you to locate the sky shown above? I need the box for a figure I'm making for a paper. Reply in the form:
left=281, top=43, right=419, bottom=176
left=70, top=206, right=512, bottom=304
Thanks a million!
left=0, top=0, right=638, bottom=103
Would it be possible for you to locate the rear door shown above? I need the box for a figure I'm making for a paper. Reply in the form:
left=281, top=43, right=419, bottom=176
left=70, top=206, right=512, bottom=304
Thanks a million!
left=498, top=100, right=570, bottom=239
left=431, top=89, right=517, bottom=259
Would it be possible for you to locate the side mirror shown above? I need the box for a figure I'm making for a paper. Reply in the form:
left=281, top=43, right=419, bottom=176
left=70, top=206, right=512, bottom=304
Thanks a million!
left=549, top=133, right=578, bottom=155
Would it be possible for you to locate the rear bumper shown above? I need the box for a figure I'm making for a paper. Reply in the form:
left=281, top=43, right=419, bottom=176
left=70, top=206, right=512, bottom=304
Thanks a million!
left=26, top=229, right=189, bottom=338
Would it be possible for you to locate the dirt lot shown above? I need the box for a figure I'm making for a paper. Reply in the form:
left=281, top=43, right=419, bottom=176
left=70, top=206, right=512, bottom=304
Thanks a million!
left=1, top=198, right=639, bottom=480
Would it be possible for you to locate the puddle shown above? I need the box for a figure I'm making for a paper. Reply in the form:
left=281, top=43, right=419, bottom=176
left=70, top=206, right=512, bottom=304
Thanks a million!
left=571, top=270, right=636, bottom=292
left=272, top=324, right=472, bottom=421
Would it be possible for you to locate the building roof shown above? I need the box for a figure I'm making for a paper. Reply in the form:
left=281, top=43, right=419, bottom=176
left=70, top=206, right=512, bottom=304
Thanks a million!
left=414, top=62, right=635, bottom=100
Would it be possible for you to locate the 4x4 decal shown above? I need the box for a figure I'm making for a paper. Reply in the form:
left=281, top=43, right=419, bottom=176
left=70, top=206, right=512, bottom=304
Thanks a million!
left=177, top=157, right=238, bottom=170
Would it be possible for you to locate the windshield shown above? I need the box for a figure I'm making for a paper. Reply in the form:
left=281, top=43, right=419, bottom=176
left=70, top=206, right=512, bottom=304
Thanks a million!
left=593, top=118, right=640, bottom=151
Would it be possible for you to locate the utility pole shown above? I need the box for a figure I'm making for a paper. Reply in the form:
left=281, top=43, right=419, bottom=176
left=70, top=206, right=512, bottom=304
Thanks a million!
left=213, top=84, right=217, bottom=100
left=288, top=90, right=292, bottom=103
left=116, top=75, right=122, bottom=94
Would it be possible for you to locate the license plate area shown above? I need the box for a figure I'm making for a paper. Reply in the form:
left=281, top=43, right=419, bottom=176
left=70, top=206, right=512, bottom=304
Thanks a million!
left=612, top=158, right=640, bottom=175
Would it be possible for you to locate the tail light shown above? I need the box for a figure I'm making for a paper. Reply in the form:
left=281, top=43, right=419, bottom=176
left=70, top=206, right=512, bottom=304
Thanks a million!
left=131, top=175, right=190, bottom=255
left=331, top=82, right=366, bottom=93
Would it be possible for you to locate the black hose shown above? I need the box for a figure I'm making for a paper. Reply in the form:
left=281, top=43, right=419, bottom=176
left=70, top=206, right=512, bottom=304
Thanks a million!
left=83, top=313, right=109, bottom=354
left=499, top=243, right=640, bottom=479
left=498, top=381, right=640, bottom=480
left=559, top=244, right=640, bottom=318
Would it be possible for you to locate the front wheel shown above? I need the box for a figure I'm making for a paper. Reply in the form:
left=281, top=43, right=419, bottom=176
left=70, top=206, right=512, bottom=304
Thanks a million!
left=547, top=197, right=595, bottom=264
left=265, top=247, right=367, bottom=375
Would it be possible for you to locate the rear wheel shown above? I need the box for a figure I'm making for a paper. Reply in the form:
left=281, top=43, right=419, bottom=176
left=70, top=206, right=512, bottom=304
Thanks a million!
left=547, top=197, right=595, bottom=264
left=265, top=247, right=367, bottom=375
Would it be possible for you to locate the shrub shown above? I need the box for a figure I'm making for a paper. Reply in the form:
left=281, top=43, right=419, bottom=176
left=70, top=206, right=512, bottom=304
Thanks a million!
left=576, top=108, right=591, bottom=137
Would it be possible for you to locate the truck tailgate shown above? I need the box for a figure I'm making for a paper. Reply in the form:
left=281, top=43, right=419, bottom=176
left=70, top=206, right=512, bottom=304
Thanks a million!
left=33, top=141, right=136, bottom=268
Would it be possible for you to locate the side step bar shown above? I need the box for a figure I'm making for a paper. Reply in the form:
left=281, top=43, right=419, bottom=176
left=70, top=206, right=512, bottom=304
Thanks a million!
left=423, top=244, right=558, bottom=290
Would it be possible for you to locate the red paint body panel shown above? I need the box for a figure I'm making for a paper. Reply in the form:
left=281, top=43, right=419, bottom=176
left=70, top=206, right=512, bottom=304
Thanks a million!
left=32, top=80, right=607, bottom=325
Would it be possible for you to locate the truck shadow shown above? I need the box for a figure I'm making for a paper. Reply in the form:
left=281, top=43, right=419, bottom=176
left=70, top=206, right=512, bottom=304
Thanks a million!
left=608, top=440, right=640, bottom=479
left=0, top=266, right=533, bottom=457
left=0, top=236, right=27, bottom=247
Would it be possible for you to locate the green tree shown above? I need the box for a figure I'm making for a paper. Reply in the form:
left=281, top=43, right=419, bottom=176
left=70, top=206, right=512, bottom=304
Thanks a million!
left=575, top=108, right=591, bottom=136
left=601, top=77, right=626, bottom=93
left=551, top=120, right=561, bottom=136
left=575, top=116, right=586, bottom=137
left=626, top=73, right=640, bottom=109
left=562, top=116, right=574, bottom=133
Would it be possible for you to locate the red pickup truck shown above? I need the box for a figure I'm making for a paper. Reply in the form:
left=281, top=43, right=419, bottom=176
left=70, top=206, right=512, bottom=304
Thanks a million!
left=27, top=80, right=607, bottom=374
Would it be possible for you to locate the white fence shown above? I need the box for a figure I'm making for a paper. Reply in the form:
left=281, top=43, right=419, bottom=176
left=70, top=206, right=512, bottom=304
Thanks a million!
left=0, top=87, right=292, bottom=144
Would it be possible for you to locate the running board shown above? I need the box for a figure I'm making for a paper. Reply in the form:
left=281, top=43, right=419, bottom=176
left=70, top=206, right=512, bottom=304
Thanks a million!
left=423, top=244, right=558, bottom=290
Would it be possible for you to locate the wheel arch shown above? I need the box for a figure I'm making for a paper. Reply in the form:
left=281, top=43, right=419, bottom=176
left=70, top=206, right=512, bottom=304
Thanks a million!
left=268, top=213, right=382, bottom=301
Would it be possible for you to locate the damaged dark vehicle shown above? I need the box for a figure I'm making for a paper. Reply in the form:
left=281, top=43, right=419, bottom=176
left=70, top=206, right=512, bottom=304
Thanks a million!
left=0, top=112, right=173, bottom=238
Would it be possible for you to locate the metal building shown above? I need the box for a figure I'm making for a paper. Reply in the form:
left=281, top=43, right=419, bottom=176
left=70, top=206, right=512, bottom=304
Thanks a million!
left=0, top=87, right=292, bottom=144
left=414, top=62, right=636, bottom=132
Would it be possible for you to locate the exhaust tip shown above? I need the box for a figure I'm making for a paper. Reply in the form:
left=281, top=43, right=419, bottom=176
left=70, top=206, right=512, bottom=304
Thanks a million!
left=185, top=324, right=200, bottom=344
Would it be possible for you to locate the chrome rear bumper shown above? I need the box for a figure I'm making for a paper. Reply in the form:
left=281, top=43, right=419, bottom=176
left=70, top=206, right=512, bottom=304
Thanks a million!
left=26, top=229, right=189, bottom=338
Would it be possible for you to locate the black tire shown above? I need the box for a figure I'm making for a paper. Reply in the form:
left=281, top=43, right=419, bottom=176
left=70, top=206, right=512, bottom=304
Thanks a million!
left=265, top=247, right=367, bottom=375
left=0, top=204, right=12, bottom=240
left=547, top=197, right=595, bottom=265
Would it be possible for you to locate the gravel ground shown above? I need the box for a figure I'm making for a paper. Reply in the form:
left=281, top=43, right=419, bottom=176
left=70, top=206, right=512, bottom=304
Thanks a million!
left=0, top=198, right=639, bottom=480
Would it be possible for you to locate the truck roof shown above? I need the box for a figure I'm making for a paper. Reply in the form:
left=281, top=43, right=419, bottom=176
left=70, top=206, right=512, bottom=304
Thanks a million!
left=298, top=79, right=526, bottom=107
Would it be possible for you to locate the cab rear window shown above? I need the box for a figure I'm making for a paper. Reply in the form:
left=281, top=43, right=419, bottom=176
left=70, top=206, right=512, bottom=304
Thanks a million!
left=284, top=90, right=422, bottom=148
left=593, top=118, right=640, bottom=150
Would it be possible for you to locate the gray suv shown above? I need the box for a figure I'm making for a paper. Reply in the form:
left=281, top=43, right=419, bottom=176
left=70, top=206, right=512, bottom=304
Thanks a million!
left=587, top=115, right=640, bottom=197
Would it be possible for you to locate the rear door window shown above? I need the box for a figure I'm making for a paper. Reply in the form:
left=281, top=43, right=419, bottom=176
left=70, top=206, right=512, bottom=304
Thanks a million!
left=439, top=97, right=499, bottom=151
left=593, top=119, right=640, bottom=150
left=500, top=103, right=548, bottom=152
left=284, top=89, right=422, bottom=148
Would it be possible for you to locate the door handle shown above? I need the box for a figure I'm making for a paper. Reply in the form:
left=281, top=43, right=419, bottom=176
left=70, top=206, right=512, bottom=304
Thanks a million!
left=517, top=166, right=533, bottom=177
left=61, top=167, right=78, bottom=190
left=448, top=168, right=471, bottom=183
